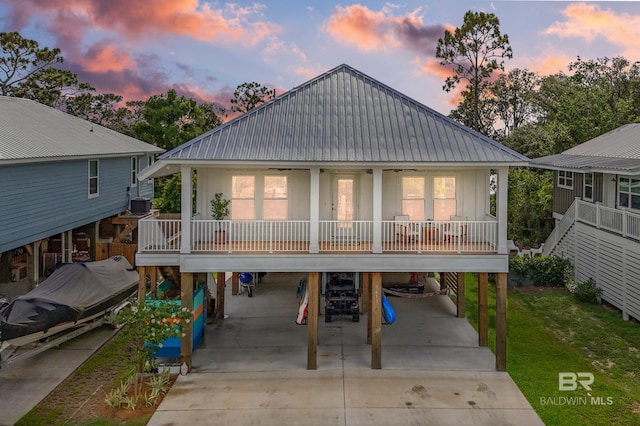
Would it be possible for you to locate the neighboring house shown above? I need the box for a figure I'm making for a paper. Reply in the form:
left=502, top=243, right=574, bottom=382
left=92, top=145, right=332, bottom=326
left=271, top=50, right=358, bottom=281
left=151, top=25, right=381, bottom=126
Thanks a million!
left=137, top=64, right=528, bottom=370
left=530, top=123, right=640, bottom=321
left=0, top=95, right=164, bottom=286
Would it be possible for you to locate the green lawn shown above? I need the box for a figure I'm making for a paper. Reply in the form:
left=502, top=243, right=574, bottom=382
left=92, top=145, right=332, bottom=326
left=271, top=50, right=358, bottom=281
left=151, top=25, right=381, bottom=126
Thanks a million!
left=460, top=274, right=640, bottom=425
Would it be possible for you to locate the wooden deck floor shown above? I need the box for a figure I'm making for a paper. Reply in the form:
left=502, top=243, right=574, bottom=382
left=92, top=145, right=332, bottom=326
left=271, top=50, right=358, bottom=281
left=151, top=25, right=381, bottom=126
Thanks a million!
left=178, top=240, right=496, bottom=254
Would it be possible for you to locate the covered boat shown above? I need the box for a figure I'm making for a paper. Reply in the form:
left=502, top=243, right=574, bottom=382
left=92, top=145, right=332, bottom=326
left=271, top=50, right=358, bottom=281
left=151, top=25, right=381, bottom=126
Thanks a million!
left=0, top=256, right=138, bottom=347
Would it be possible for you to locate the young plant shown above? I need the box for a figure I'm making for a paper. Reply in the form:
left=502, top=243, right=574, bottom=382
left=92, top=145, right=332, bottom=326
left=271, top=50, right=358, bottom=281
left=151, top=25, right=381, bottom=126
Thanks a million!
left=117, top=302, right=192, bottom=397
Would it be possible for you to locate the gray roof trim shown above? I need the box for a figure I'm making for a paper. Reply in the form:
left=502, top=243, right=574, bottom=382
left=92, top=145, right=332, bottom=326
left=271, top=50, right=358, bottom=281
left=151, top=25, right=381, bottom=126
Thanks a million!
left=159, top=64, right=528, bottom=165
left=140, top=158, right=527, bottom=180
left=0, top=96, right=163, bottom=164
left=530, top=153, right=640, bottom=175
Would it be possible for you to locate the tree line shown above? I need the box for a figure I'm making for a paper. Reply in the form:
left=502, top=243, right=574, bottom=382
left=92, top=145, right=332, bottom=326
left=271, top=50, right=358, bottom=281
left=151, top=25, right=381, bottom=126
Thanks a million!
left=437, top=11, right=640, bottom=246
left=0, top=31, right=275, bottom=212
left=4, top=17, right=640, bottom=246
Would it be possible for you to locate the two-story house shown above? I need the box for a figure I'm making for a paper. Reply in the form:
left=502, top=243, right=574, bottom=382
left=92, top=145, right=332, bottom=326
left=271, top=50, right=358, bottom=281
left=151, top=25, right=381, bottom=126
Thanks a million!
left=530, top=123, right=640, bottom=321
left=0, top=96, right=163, bottom=288
left=137, top=64, right=528, bottom=370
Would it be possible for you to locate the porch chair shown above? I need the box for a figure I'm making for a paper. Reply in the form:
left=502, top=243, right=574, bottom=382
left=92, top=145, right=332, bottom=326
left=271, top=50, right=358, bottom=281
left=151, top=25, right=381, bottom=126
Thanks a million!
left=443, top=215, right=468, bottom=242
left=394, top=215, right=421, bottom=243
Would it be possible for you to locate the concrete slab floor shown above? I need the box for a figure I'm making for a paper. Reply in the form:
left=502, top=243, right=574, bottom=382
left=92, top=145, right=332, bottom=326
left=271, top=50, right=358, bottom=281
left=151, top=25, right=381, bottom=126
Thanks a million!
left=148, top=272, right=543, bottom=426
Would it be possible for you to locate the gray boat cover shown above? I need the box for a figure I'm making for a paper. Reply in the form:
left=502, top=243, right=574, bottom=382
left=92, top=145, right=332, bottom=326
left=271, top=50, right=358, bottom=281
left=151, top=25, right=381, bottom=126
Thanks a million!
left=0, top=256, right=138, bottom=342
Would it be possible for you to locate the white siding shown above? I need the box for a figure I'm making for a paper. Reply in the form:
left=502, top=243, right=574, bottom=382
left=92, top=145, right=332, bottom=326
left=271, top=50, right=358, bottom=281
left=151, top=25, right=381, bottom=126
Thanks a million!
left=550, top=222, right=640, bottom=320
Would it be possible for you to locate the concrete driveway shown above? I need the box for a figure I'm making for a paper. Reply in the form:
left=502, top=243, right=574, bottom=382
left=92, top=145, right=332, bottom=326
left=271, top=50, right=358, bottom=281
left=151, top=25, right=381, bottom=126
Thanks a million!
left=148, top=272, right=543, bottom=426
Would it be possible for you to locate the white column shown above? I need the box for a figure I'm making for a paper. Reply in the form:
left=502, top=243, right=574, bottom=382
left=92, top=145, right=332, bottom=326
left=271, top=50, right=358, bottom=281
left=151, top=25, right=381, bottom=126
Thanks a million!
left=497, top=167, right=508, bottom=254
left=309, top=167, right=320, bottom=253
left=372, top=168, right=383, bottom=253
left=180, top=165, right=192, bottom=254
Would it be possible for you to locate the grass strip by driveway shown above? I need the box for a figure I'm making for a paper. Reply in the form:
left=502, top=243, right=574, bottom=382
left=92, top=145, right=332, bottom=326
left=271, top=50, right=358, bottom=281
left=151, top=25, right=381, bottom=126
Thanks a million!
left=460, top=273, right=640, bottom=426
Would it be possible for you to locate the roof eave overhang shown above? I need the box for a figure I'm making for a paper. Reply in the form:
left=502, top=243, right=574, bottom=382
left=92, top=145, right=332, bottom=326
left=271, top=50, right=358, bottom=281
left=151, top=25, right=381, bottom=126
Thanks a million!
left=140, top=159, right=528, bottom=179
left=1, top=151, right=162, bottom=167
left=529, top=162, right=640, bottom=176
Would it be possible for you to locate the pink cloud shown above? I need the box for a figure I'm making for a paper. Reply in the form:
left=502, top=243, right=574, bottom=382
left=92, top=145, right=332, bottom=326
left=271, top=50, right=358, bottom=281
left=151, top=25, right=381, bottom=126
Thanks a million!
left=4, top=0, right=281, bottom=45
left=545, top=3, right=640, bottom=55
left=0, top=1, right=283, bottom=105
left=325, top=5, right=450, bottom=56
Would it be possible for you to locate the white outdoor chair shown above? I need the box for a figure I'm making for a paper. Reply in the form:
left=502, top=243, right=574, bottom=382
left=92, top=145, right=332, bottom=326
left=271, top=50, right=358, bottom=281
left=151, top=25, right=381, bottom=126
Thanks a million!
left=443, top=215, right=468, bottom=242
left=394, top=215, right=420, bottom=243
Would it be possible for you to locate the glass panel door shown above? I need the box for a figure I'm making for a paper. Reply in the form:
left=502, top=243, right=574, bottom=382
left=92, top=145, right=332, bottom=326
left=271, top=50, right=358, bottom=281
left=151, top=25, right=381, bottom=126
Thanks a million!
left=332, top=175, right=358, bottom=231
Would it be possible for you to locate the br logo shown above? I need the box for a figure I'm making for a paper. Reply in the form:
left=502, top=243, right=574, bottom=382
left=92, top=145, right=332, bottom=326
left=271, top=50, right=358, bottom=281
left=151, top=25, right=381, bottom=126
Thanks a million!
left=558, top=372, right=594, bottom=391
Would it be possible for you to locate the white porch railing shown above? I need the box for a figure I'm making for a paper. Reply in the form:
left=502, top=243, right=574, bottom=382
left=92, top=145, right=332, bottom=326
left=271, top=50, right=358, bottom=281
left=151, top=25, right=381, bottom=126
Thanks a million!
left=138, top=216, right=498, bottom=254
left=192, top=220, right=310, bottom=252
left=543, top=199, right=640, bottom=256
left=319, top=220, right=373, bottom=251
left=576, top=199, right=640, bottom=241
left=542, top=200, right=577, bottom=256
left=382, top=219, right=497, bottom=253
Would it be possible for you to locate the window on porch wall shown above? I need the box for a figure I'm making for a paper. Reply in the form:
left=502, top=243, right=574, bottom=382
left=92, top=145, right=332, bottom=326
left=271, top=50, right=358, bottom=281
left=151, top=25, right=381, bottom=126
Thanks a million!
left=264, top=176, right=288, bottom=219
left=231, top=176, right=255, bottom=220
left=433, top=177, right=456, bottom=221
left=583, top=172, right=593, bottom=202
left=619, top=177, right=640, bottom=210
left=402, top=177, right=425, bottom=220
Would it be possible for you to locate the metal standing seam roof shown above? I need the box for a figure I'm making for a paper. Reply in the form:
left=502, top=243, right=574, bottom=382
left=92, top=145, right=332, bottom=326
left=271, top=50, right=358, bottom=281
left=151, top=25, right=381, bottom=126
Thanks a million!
left=159, top=64, right=528, bottom=165
left=530, top=123, right=640, bottom=174
left=0, top=96, right=163, bottom=164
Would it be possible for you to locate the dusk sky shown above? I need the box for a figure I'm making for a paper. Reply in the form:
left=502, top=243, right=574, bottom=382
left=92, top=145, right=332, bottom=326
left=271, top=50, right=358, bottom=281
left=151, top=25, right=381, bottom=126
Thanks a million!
left=1, top=1, right=639, bottom=116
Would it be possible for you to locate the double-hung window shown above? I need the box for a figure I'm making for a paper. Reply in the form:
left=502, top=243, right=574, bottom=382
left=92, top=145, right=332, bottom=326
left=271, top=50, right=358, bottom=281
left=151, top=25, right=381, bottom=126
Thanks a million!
left=433, top=177, right=456, bottom=220
left=619, top=177, right=640, bottom=210
left=401, top=177, right=425, bottom=220
left=558, top=171, right=573, bottom=189
left=88, top=160, right=99, bottom=198
left=583, top=172, right=593, bottom=201
left=231, top=176, right=256, bottom=220
left=263, top=176, right=288, bottom=220
left=131, top=157, right=138, bottom=187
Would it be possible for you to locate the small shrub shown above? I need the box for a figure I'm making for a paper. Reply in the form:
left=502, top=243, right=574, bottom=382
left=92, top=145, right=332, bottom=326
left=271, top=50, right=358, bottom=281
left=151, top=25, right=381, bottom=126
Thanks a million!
left=568, top=278, right=603, bottom=304
left=122, top=395, right=137, bottom=411
left=508, top=256, right=573, bottom=287
left=148, top=368, right=171, bottom=396
left=104, top=381, right=129, bottom=408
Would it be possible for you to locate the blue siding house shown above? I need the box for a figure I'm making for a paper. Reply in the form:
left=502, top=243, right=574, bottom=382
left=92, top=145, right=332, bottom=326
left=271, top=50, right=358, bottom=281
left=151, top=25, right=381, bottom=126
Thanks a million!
left=0, top=96, right=163, bottom=286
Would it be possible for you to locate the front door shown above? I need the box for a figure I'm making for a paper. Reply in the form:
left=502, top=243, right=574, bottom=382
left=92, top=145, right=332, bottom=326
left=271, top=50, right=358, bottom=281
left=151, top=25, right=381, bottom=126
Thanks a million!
left=331, top=175, right=358, bottom=242
left=332, top=174, right=358, bottom=221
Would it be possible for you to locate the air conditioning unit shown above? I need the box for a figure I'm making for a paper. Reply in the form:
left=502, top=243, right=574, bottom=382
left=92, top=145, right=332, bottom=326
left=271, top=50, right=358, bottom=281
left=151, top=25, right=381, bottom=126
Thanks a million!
left=130, top=197, right=151, bottom=214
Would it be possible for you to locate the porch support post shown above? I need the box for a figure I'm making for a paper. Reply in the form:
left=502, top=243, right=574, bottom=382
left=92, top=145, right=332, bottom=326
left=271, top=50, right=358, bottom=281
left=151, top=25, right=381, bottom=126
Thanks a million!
left=496, top=167, right=508, bottom=254
left=372, top=168, right=383, bottom=253
left=93, top=220, right=100, bottom=260
left=371, top=272, right=382, bottom=369
left=180, top=272, right=194, bottom=372
left=149, top=267, right=157, bottom=299
left=478, top=272, right=488, bottom=346
left=495, top=272, right=507, bottom=371
left=307, top=272, right=320, bottom=369
left=180, top=165, right=192, bottom=254
left=216, top=272, right=226, bottom=319
left=232, top=272, right=239, bottom=295
left=32, top=241, right=41, bottom=287
left=365, top=273, right=372, bottom=344
left=66, top=230, right=72, bottom=263
left=309, top=167, right=320, bottom=253
left=456, top=272, right=465, bottom=318
left=137, top=266, right=146, bottom=304
left=361, top=272, right=370, bottom=315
